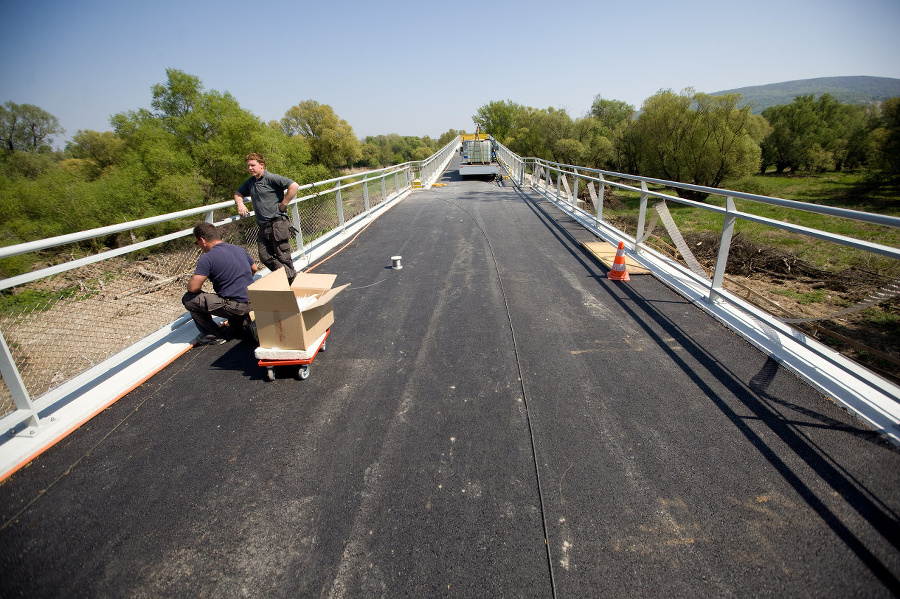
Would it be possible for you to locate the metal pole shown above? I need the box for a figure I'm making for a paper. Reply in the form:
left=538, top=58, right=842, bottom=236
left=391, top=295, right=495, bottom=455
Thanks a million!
left=710, top=196, right=737, bottom=302
left=290, top=203, right=305, bottom=260
left=573, top=168, right=580, bottom=208
left=597, top=174, right=605, bottom=222
left=362, top=174, right=370, bottom=216
left=0, top=332, right=40, bottom=431
left=336, top=187, right=345, bottom=233
left=635, top=181, right=649, bottom=253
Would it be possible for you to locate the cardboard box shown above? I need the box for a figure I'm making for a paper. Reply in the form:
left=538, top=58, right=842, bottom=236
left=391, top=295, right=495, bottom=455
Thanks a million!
left=247, top=268, right=349, bottom=351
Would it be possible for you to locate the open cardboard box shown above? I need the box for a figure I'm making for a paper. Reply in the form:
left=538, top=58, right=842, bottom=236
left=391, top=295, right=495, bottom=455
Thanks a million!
left=247, top=268, right=349, bottom=351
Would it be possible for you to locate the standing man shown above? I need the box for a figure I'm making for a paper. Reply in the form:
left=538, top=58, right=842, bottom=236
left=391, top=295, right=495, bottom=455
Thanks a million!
left=183, top=222, right=258, bottom=345
left=234, top=153, right=301, bottom=283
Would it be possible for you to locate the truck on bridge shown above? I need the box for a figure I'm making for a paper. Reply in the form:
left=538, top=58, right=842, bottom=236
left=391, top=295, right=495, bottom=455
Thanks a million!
left=459, top=132, right=500, bottom=177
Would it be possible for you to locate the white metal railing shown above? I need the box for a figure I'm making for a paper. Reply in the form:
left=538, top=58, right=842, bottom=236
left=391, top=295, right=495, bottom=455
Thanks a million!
left=496, top=148, right=900, bottom=300
left=0, top=138, right=458, bottom=434
left=494, top=144, right=900, bottom=441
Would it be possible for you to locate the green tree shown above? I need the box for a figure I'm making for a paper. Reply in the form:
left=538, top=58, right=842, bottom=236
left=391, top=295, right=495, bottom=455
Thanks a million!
left=473, top=100, right=521, bottom=143
left=500, top=105, right=579, bottom=162
left=356, top=134, right=437, bottom=167
left=761, top=99, right=814, bottom=173
left=475, top=100, right=627, bottom=170
left=589, top=96, right=635, bottom=132
left=437, top=129, right=464, bottom=146
left=66, top=130, right=125, bottom=179
left=552, top=138, right=584, bottom=166
left=574, top=117, right=615, bottom=169
left=874, top=96, right=900, bottom=176
left=280, top=100, right=361, bottom=169
left=0, top=70, right=331, bottom=258
left=633, top=89, right=765, bottom=195
left=815, top=95, right=871, bottom=171
left=589, top=97, right=637, bottom=172
left=151, top=69, right=201, bottom=121
left=0, top=101, right=65, bottom=152
left=410, top=146, right=433, bottom=161
left=359, top=141, right=380, bottom=168
left=111, top=69, right=318, bottom=207
left=760, top=94, right=872, bottom=174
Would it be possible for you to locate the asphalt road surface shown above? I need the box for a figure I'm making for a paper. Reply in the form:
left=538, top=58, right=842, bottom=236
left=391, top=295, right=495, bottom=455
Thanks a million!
left=2, top=158, right=899, bottom=598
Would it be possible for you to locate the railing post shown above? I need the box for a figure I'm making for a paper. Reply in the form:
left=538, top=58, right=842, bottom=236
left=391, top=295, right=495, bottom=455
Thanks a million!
left=573, top=168, right=580, bottom=208
left=381, top=174, right=387, bottom=203
left=0, top=332, right=41, bottom=433
left=635, top=181, right=649, bottom=252
left=555, top=167, right=561, bottom=201
left=394, top=171, right=399, bottom=196
left=597, top=174, right=605, bottom=222
left=710, top=196, right=737, bottom=302
left=336, top=186, right=345, bottom=233
left=204, top=210, right=215, bottom=224
left=362, top=173, right=370, bottom=216
left=290, top=203, right=305, bottom=260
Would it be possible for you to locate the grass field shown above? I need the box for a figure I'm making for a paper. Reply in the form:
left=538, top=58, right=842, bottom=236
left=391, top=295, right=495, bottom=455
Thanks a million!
left=603, top=170, right=900, bottom=275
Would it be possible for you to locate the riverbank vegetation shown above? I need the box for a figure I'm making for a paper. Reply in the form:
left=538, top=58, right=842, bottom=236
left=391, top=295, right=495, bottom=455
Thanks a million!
left=1, top=70, right=897, bottom=278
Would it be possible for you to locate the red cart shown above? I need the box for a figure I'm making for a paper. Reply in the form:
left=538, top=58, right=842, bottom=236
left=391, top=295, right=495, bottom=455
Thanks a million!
left=257, top=328, right=329, bottom=381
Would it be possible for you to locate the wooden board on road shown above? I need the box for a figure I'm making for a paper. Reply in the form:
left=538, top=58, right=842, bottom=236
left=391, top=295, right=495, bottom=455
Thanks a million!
left=582, top=241, right=652, bottom=275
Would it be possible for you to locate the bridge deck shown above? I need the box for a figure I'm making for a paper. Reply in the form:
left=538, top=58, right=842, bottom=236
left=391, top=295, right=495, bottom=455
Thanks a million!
left=2, top=157, right=899, bottom=597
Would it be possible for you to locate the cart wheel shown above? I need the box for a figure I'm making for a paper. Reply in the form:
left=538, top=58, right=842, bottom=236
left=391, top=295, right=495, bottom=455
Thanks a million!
left=298, top=364, right=310, bottom=380
left=266, top=367, right=275, bottom=382
left=320, top=338, right=327, bottom=352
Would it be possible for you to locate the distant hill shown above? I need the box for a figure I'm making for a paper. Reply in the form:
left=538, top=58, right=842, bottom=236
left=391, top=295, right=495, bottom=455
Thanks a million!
left=710, top=76, right=900, bottom=113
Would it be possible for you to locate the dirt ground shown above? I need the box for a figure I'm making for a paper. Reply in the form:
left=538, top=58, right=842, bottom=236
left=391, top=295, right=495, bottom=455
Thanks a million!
left=0, top=252, right=196, bottom=415
left=645, top=228, right=900, bottom=383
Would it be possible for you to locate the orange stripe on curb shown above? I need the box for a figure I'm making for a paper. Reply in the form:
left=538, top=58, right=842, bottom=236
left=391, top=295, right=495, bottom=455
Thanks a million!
left=0, top=343, right=194, bottom=484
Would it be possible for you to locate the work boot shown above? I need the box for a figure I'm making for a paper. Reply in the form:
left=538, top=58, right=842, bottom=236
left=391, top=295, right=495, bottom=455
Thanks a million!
left=194, top=334, right=226, bottom=346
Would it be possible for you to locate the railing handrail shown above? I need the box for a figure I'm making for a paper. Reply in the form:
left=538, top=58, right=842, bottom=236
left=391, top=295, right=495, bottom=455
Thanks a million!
left=0, top=163, right=411, bottom=262
left=523, top=157, right=900, bottom=262
left=0, top=137, right=460, bottom=293
left=526, top=157, right=900, bottom=230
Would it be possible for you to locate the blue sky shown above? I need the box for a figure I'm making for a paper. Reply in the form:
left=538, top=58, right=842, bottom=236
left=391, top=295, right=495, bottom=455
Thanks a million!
left=1, top=0, right=898, bottom=146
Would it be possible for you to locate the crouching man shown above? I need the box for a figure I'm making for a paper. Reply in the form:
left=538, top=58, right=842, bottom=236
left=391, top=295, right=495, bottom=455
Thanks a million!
left=182, top=222, right=258, bottom=345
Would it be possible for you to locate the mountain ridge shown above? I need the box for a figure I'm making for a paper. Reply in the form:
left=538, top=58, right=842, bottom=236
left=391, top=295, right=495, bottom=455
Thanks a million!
left=709, top=75, right=900, bottom=113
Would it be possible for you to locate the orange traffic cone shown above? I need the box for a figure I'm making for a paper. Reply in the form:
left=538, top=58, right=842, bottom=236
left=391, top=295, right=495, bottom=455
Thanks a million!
left=607, top=241, right=630, bottom=281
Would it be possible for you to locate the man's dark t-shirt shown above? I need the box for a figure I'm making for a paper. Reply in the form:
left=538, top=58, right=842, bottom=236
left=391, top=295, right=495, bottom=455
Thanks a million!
left=237, top=170, right=296, bottom=225
left=195, top=242, right=255, bottom=302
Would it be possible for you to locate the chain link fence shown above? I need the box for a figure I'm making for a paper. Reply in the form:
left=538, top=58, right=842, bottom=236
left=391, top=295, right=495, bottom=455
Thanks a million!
left=0, top=159, right=426, bottom=419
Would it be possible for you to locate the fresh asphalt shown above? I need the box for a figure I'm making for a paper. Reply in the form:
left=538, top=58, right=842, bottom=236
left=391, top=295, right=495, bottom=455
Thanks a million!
left=2, top=156, right=899, bottom=598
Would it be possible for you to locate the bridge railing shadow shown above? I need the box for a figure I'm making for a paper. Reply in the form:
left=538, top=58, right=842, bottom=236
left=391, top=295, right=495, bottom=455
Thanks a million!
left=515, top=184, right=900, bottom=591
